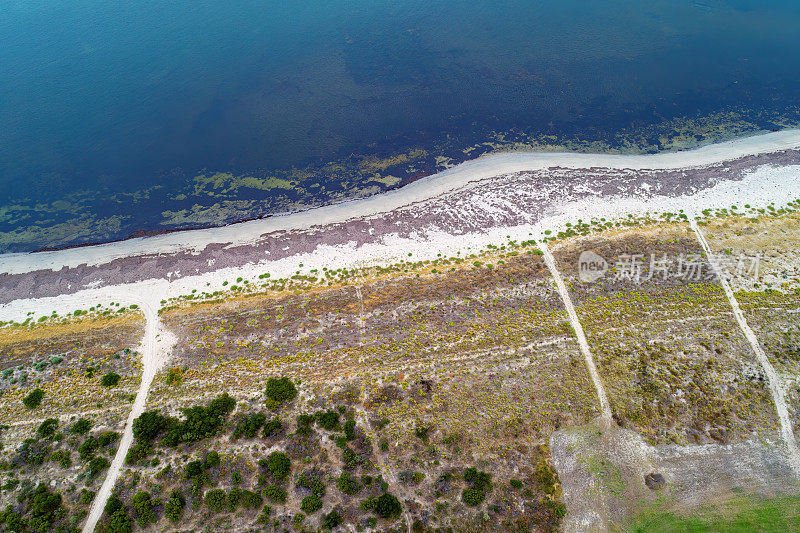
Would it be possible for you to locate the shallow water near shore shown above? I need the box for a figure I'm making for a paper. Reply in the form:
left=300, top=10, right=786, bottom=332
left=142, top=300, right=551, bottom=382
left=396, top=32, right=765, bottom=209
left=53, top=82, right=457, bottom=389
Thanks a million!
left=2, top=0, right=800, bottom=252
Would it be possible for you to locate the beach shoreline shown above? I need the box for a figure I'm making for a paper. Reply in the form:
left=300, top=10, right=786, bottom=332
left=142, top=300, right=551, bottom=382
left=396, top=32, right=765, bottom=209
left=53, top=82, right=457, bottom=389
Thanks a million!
left=1, top=129, right=799, bottom=321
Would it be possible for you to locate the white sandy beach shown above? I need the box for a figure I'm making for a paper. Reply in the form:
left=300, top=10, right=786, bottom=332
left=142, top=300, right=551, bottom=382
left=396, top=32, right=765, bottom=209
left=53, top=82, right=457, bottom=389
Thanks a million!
left=1, top=130, right=799, bottom=323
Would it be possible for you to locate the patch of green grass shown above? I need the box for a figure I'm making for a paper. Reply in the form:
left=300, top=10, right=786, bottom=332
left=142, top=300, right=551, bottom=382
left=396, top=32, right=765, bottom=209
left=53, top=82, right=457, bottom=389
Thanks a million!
left=629, top=495, right=800, bottom=532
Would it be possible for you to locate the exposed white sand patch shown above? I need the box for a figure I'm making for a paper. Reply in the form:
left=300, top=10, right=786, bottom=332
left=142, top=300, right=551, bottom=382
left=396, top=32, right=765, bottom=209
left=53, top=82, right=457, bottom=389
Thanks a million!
left=1, top=129, right=800, bottom=276
left=83, top=297, right=176, bottom=533
left=690, top=219, right=800, bottom=477
left=539, top=241, right=612, bottom=420
left=0, top=143, right=799, bottom=325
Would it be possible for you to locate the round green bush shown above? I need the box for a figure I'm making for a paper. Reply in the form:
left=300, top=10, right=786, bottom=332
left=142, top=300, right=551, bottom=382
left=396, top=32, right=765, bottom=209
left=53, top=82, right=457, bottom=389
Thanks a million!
left=23, top=388, right=45, bottom=409
left=300, top=494, right=322, bottom=514
left=265, top=451, right=291, bottom=480
left=264, top=377, right=298, bottom=403
left=462, top=487, right=485, bottom=507
left=205, top=489, right=227, bottom=513
left=374, top=493, right=402, bottom=519
left=101, top=372, right=121, bottom=387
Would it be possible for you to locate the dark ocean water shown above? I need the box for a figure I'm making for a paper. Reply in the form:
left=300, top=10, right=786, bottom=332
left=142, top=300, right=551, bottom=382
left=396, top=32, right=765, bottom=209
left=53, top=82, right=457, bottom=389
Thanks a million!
left=1, top=0, right=800, bottom=252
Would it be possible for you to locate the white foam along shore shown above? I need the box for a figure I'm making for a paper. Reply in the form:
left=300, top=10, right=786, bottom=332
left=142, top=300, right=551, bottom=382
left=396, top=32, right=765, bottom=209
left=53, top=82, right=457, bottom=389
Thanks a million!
left=2, top=128, right=800, bottom=276
left=1, top=130, right=800, bottom=323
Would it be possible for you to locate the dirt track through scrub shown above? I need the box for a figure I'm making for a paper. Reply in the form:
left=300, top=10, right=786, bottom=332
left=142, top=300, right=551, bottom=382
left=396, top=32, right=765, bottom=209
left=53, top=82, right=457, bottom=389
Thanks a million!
left=83, top=297, right=176, bottom=533
left=691, top=219, right=800, bottom=476
left=539, top=241, right=612, bottom=420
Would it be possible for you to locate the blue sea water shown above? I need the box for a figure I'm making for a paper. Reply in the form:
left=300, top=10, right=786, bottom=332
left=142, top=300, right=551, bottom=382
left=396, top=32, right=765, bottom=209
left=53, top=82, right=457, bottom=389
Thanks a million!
left=1, top=0, right=800, bottom=251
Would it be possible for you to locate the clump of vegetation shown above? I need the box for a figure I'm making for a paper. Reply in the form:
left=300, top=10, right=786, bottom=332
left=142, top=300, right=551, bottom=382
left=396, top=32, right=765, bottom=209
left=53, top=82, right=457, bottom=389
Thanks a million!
left=71, top=418, right=92, bottom=434
left=462, top=467, right=492, bottom=507
left=205, top=488, right=227, bottom=513
left=101, top=372, right=121, bottom=387
left=16, top=438, right=50, bottom=466
left=232, top=412, right=266, bottom=440
left=165, top=491, right=186, bottom=522
left=131, top=491, right=159, bottom=528
left=0, top=483, right=64, bottom=532
left=300, top=494, right=322, bottom=514
left=128, top=394, right=236, bottom=464
left=262, top=418, right=282, bottom=438
left=23, top=388, right=45, bottom=409
left=36, top=418, right=58, bottom=438
left=101, top=494, right=133, bottom=533
left=336, top=471, right=362, bottom=495
left=262, top=485, right=287, bottom=504
left=315, top=409, right=340, bottom=431
left=88, top=456, right=111, bottom=478
left=363, top=492, right=402, bottom=519
left=265, top=377, right=298, bottom=405
left=322, top=509, right=342, bottom=529
left=264, top=451, right=291, bottom=480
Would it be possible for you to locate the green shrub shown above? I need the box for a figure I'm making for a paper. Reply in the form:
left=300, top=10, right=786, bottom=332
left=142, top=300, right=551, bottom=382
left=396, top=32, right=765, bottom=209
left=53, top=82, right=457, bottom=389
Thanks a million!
left=164, top=491, right=185, bottom=522
left=462, top=488, right=485, bottom=507
left=131, top=491, right=157, bottom=528
left=510, top=479, right=523, bottom=489
left=78, top=437, right=99, bottom=461
left=534, top=460, right=557, bottom=493
left=336, top=471, right=362, bottom=495
left=262, top=418, right=282, bottom=437
left=101, top=372, right=121, bottom=387
left=50, top=450, right=71, bottom=468
left=232, top=412, right=266, bottom=440
left=79, top=489, right=95, bottom=505
left=464, top=467, right=492, bottom=492
left=262, top=485, right=287, bottom=503
left=241, top=490, right=263, bottom=509
left=256, top=506, right=272, bottom=525
left=265, top=451, right=291, bottom=480
left=315, top=410, right=340, bottom=431
left=343, top=419, right=356, bottom=440
left=132, top=411, right=174, bottom=442
left=70, top=418, right=92, bottom=434
left=205, top=488, right=227, bottom=513
left=37, top=418, right=58, bottom=438
left=23, top=388, right=45, bottom=409
left=373, top=493, right=402, bottom=519
left=177, top=393, right=236, bottom=443
left=185, top=460, right=204, bottom=479
left=300, top=494, right=322, bottom=514
left=98, top=431, right=119, bottom=447
left=125, top=441, right=152, bottom=465
left=265, top=377, right=298, bottom=404
left=322, top=510, right=342, bottom=529
left=342, top=447, right=363, bottom=470
left=204, top=450, right=220, bottom=469
left=88, top=456, right=111, bottom=478
left=226, top=487, right=243, bottom=511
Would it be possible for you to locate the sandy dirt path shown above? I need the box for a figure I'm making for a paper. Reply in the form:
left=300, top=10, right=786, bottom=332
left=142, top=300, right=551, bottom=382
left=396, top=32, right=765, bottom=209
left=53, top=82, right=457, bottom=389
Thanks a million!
left=539, top=241, right=612, bottom=420
left=690, top=219, right=800, bottom=476
left=83, top=296, right=176, bottom=532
